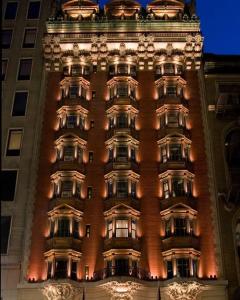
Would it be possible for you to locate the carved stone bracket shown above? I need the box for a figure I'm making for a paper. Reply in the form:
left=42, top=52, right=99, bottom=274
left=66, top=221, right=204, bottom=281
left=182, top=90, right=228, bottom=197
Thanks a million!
left=184, top=34, right=203, bottom=70
left=100, top=280, right=142, bottom=300
left=166, top=281, right=202, bottom=300
left=42, top=282, right=82, bottom=300
left=43, top=35, right=62, bottom=71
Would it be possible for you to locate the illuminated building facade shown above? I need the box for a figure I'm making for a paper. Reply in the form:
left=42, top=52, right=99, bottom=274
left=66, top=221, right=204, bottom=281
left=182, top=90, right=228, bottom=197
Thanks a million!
left=1, top=0, right=239, bottom=300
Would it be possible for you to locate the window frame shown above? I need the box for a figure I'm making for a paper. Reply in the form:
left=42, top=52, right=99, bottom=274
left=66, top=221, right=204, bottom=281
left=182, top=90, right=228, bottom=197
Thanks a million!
left=11, top=90, right=29, bottom=117
left=2, top=59, right=8, bottom=81
left=6, top=128, right=23, bottom=156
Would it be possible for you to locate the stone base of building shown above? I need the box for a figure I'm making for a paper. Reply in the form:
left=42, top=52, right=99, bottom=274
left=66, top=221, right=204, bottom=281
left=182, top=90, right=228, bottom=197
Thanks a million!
left=15, top=278, right=228, bottom=300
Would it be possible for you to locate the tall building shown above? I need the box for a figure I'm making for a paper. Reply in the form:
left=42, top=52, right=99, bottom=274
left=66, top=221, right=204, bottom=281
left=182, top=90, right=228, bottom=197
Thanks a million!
left=1, top=1, right=239, bottom=300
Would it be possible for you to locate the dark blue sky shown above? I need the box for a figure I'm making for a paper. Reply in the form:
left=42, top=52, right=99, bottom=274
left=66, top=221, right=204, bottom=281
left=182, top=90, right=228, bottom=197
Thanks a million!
left=100, top=0, right=240, bottom=55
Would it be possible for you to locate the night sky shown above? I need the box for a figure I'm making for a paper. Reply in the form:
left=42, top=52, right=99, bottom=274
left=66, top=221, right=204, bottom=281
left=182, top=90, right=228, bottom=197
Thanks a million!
left=99, top=0, right=240, bottom=55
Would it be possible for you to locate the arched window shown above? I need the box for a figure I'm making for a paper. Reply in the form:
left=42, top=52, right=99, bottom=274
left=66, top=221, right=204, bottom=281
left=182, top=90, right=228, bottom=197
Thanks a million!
left=225, top=129, right=240, bottom=168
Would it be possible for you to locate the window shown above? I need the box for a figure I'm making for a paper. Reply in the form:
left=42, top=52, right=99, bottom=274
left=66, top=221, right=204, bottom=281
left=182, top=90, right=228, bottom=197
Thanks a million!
left=116, top=219, right=128, bottom=237
left=71, top=65, right=81, bottom=75
left=57, top=218, right=70, bottom=237
left=108, top=181, right=113, bottom=197
left=131, top=181, right=136, bottom=197
left=117, top=83, right=128, bottom=97
left=0, top=170, right=17, bottom=201
left=86, top=225, right=91, bottom=237
left=71, top=261, right=77, bottom=280
left=2, top=29, right=12, bottom=49
left=55, top=260, right=67, bottom=278
left=166, top=86, right=177, bottom=96
left=169, top=144, right=182, bottom=161
left=12, top=91, right=28, bottom=116
left=63, top=146, right=74, bottom=161
left=168, top=111, right=179, bottom=126
left=69, top=85, right=79, bottom=98
left=174, top=218, right=187, bottom=236
left=109, top=148, right=113, bottom=162
left=116, top=180, right=128, bottom=198
left=18, top=59, right=32, bottom=80
left=163, top=180, right=169, bottom=199
left=131, top=148, right=136, bottom=162
left=66, top=115, right=77, bottom=128
left=73, top=220, right=79, bottom=238
left=164, top=63, right=175, bottom=74
left=92, top=91, right=96, bottom=99
left=165, top=219, right=171, bottom=237
left=172, top=178, right=184, bottom=197
left=22, top=28, right=37, bottom=48
left=131, top=220, right=136, bottom=238
left=61, top=181, right=73, bottom=197
left=177, top=258, right=190, bottom=277
left=225, top=130, right=240, bottom=168
left=89, top=151, right=93, bottom=163
left=90, top=120, right=94, bottom=128
left=118, top=64, right=128, bottom=74
left=47, top=261, right=52, bottom=278
left=87, top=187, right=93, bottom=199
left=27, top=1, right=40, bottom=19
left=5, top=2, right=18, bottom=19
left=117, top=146, right=128, bottom=161
left=6, top=129, right=23, bottom=156
left=1, top=216, right=11, bottom=254
left=107, top=221, right=113, bottom=238
left=2, top=59, right=8, bottom=81
left=161, top=146, right=167, bottom=163
left=117, top=113, right=128, bottom=128
left=166, top=260, right=173, bottom=278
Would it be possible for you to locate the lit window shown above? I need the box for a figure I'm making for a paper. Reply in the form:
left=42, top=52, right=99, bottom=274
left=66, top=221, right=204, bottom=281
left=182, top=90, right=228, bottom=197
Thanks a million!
left=22, top=28, right=37, bottom=48
left=18, top=59, right=32, bottom=80
left=167, top=111, right=179, bottom=127
left=131, top=220, right=137, bottom=238
left=1, top=59, right=8, bottom=81
left=1, top=216, right=11, bottom=254
left=2, top=29, right=12, bottom=49
left=107, top=221, right=113, bottom=238
left=6, top=129, right=23, bottom=156
left=161, top=146, right=167, bottom=163
left=27, top=2, right=40, bottom=19
left=116, top=219, right=128, bottom=237
left=163, top=180, right=169, bottom=199
left=5, top=2, right=18, bottom=19
left=12, top=91, right=28, bottom=116
left=0, top=170, right=17, bottom=201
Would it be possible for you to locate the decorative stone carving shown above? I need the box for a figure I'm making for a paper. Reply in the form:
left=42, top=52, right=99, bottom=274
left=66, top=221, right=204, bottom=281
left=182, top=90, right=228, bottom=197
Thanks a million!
left=43, top=35, right=62, bottom=71
left=100, top=281, right=142, bottom=300
left=166, top=281, right=202, bottom=300
left=42, top=283, right=82, bottom=300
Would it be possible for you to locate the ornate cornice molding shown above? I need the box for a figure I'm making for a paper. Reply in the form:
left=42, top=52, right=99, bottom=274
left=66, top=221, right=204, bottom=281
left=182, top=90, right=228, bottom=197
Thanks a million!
left=42, top=282, right=82, bottom=300
left=166, top=281, right=202, bottom=300
left=100, top=280, right=142, bottom=300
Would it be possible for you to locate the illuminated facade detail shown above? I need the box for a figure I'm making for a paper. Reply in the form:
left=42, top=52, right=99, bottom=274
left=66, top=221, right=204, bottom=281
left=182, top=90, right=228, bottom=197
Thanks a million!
left=166, top=281, right=202, bottom=300
left=42, top=282, right=82, bottom=300
left=100, top=281, right=142, bottom=300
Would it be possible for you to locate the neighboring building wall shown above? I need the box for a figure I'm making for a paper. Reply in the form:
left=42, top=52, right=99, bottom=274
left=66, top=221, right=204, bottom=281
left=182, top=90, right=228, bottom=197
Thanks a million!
left=1, top=0, right=52, bottom=299
left=200, top=54, right=240, bottom=299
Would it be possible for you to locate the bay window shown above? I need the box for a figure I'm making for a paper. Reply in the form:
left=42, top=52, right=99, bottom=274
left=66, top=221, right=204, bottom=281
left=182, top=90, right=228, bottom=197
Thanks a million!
left=177, top=258, right=190, bottom=277
left=169, top=144, right=182, bottom=160
left=57, top=218, right=70, bottom=237
left=172, top=178, right=185, bottom=197
left=116, top=219, right=128, bottom=237
left=163, top=180, right=170, bottom=199
left=116, top=180, right=128, bottom=198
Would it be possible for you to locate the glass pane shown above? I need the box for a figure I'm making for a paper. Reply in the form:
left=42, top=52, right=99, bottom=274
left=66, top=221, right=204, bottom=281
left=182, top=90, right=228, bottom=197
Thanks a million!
left=7, top=130, right=22, bottom=155
left=12, top=91, right=28, bottom=116
left=23, top=29, right=36, bottom=48
left=1, top=60, right=7, bottom=81
left=18, top=59, right=32, bottom=80
left=2, top=30, right=12, bottom=48
left=5, top=2, right=18, bottom=19
left=0, top=170, right=17, bottom=201
left=27, top=2, right=40, bottom=19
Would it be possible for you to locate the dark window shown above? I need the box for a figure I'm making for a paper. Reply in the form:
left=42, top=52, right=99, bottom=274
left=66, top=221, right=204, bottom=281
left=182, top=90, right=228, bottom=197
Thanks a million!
left=2, top=29, right=12, bottom=49
left=47, top=261, right=52, bottom=278
left=116, top=146, right=128, bottom=161
left=2, top=59, right=8, bottom=81
left=5, top=2, right=18, bottom=19
left=57, top=218, right=70, bottom=237
left=177, top=258, right=190, bottom=277
left=169, top=144, right=182, bottom=161
left=108, top=181, right=113, bottom=197
left=164, top=63, right=175, bottom=74
left=18, top=59, right=32, bottom=80
left=0, top=171, right=17, bottom=201
left=172, top=178, right=184, bottom=197
left=22, top=28, right=37, bottom=48
left=6, top=129, right=23, bottom=156
left=225, top=130, right=240, bottom=168
left=73, top=220, right=79, bottom=238
left=27, top=2, right=40, bottom=19
left=165, top=219, right=171, bottom=237
left=92, top=91, right=96, bottom=99
left=117, top=113, right=128, bottom=128
left=89, top=151, right=93, bottom=163
left=69, top=85, right=79, bottom=98
left=71, top=261, right=77, bottom=280
left=1, top=216, right=11, bottom=254
left=12, top=91, right=28, bottom=116
left=115, top=259, right=129, bottom=276
left=90, top=120, right=94, bottom=128
left=131, top=219, right=136, bottom=238
left=55, top=260, right=67, bottom=278
left=174, top=218, right=187, bottom=236
left=166, top=86, right=177, bottom=96
left=66, top=115, right=77, bottom=128
left=166, top=260, right=173, bottom=278
left=86, top=225, right=90, bottom=237
left=131, top=181, right=136, bottom=197
left=87, top=187, right=93, bottom=199
left=116, top=180, right=128, bottom=198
